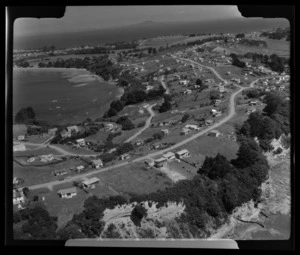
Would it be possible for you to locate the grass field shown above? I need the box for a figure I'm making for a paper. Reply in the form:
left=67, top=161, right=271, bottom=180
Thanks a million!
left=94, top=161, right=173, bottom=195
left=54, top=144, right=98, bottom=155
left=13, top=157, right=87, bottom=186
left=84, top=130, right=108, bottom=144
left=140, top=35, right=187, bottom=47
left=13, top=147, right=62, bottom=157
left=30, top=181, right=117, bottom=228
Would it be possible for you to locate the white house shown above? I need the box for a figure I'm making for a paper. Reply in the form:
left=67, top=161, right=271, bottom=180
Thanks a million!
left=76, top=138, right=85, bottom=146
left=181, top=128, right=190, bottom=135
left=67, top=125, right=80, bottom=133
left=18, top=135, right=26, bottom=141
left=154, top=157, right=168, bottom=168
left=175, top=149, right=190, bottom=159
left=82, top=177, right=100, bottom=189
left=48, top=128, right=58, bottom=135
left=162, top=152, right=175, bottom=161
left=58, top=187, right=77, bottom=199
left=92, top=159, right=103, bottom=169
left=183, top=89, right=192, bottom=95
left=54, top=169, right=68, bottom=176
left=120, top=153, right=130, bottom=160
left=75, top=165, right=85, bottom=173
left=179, top=80, right=189, bottom=86
left=205, top=120, right=213, bottom=126
left=161, top=129, right=169, bottom=135
left=185, top=124, right=200, bottom=131
left=208, top=130, right=221, bottom=137
left=13, top=189, right=25, bottom=205
left=40, top=154, right=54, bottom=162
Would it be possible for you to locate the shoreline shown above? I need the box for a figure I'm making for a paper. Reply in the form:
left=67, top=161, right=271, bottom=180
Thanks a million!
left=208, top=153, right=290, bottom=240
left=13, top=66, right=124, bottom=124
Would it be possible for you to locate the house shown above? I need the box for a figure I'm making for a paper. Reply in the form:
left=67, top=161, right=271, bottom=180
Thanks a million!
left=154, top=157, right=168, bottom=168
left=13, top=143, right=26, bottom=152
left=48, top=128, right=58, bottom=135
left=249, top=100, right=258, bottom=106
left=92, top=159, right=103, bottom=169
left=214, top=99, right=222, bottom=106
left=162, top=152, right=175, bottom=161
left=246, top=108, right=256, bottom=114
left=183, top=89, right=192, bottom=95
left=161, top=129, right=169, bottom=135
left=181, top=128, right=190, bottom=135
left=104, top=123, right=115, bottom=131
left=82, top=177, right=100, bottom=189
left=75, top=165, right=85, bottom=173
left=120, top=153, right=130, bottom=160
left=205, top=120, right=213, bottom=126
left=175, top=149, right=190, bottom=159
left=17, top=135, right=26, bottom=141
left=13, top=177, right=19, bottom=185
left=13, top=189, right=25, bottom=205
left=40, top=154, right=54, bottom=162
left=76, top=138, right=85, bottom=146
left=144, top=159, right=154, bottom=166
left=54, top=169, right=68, bottom=176
left=179, top=80, right=189, bottom=85
left=66, top=125, right=80, bottom=133
left=208, top=130, right=221, bottom=137
left=60, top=130, right=71, bottom=138
left=185, top=124, right=200, bottom=131
left=58, top=187, right=77, bottom=199
left=152, top=143, right=162, bottom=149
left=213, top=111, right=222, bottom=117
left=135, top=140, right=144, bottom=146
left=27, top=157, right=36, bottom=163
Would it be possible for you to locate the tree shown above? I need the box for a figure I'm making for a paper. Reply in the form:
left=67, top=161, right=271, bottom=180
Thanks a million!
left=110, top=100, right=124, bottom=112
left=222, top=183, right=239, bottom=213
left=196, top=79, right=203, bottom=86
left=22, top=187, right=30, bottom=198
left=130, top=203, right=148, bottom=227
left=236, top=33, right=245, bottom=38
left=57, top=224, right=85, bottom=240
left=103, top=108, right=118, bottom=118
left=209, top=90, right=220, bottom=100
left=121, top=118, right=135, bottom=130
left=159, top=95, right=172, bottom=113
left=153, top=132, right=164, bottom=140
left=15, top=106, right=36, bottom=124
left=181, top=113, right=190, bottom=123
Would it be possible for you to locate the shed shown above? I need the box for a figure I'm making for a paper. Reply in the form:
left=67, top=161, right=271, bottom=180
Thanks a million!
left=208, top=130, right=221, bottom=137
left=154, top=157, right=168, bottom=168
left=82, top=177, right=100, bottom=189
left=175, top=149, right=190, bottom=159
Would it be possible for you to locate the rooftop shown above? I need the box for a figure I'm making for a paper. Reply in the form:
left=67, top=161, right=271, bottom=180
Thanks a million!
left=82, top=177, right=100, bottom=186
left=176, top=149, right=189, bottom=155
left=58, top=187, right=77, bottom=195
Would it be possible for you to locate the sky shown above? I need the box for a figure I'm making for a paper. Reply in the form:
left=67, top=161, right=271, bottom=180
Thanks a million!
left=14, top=5, right=242, bottom=37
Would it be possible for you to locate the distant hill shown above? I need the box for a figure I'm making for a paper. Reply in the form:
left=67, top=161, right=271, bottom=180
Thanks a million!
left=14, top=18, right=289, bottom=50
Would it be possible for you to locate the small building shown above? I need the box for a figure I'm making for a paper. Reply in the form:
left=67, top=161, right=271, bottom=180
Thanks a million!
left=75, top=165, right=85, bottom=173
left=92, top=159, right=103, bottom=169
left=76, top=138, right=85, bottom=146
left=60, top=130, right=71, bottom=138
left=152, top=143, right=162, bottom=149
left=249, top=100, right=258, bottom=106
left=185, top=124, right=200, bottom=131
left=208, top=130, right=221, bottom=137
left=13, top=189, right=25, bottom=205
left=181, top=128, right=190, bottom=135
left=48, top=128, right=58, bottom=135
left=66, top=125, right=80, bottom=133
left=13, top=143, right=26, bottom=152
left=40, top=154, right=54, bottom=162
left=82, top=177, right=100, bottom=189
left=58, top=187, right=77, bottom=199
left=135, top=140, right=144, bottom=146
left=183, top=89, right=192, bottom=95
left=154, top=157, right=168, bottom=168
left=144, top=159, right=154, bottom=166
left=162, top=152, right=175, bottom=161
left=161, top=129, right=169, bottom=135
left=120, top=153, right=130, bottom=160
left=205, top=120, right=213, bottom=126
left=54, top=169, right=68, bottom=176
left=17, top=135, right=26, bottom=141
left=175, top=149, right=190, bottom=159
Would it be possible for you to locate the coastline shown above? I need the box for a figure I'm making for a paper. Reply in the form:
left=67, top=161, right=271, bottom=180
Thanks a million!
left=13, top=66, right=124, bottom=123
left=208, top=152, right=291, bottom=240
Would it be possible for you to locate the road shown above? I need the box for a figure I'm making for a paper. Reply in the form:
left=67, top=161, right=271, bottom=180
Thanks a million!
left=159, top=75, right=170, bottom=94
left=171, top=54, right=227, bottom=83
left=124, top=103, right=157, bottom=143
left=26, top=62, right=263, bottom=191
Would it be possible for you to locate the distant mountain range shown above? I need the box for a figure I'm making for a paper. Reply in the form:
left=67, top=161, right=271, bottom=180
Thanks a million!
left=14, top=18, right=289, bottom=50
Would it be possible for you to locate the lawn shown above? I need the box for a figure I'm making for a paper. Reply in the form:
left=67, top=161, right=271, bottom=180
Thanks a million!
left=13, top=147, right=62, bottom=157
left=54, top=144, right=98, bottom=155
left=84, top=130, right=108, bottom=144
left=94, top=162, right=173, bottom=195
left=30, top=181, right=118, bottom=228
left=13, top=157, right=87, bottom=186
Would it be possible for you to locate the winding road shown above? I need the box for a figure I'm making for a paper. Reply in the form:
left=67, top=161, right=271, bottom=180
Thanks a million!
left=124, top=103, right=157, bottom=143
left=25, top=59, right=262, bottom=191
